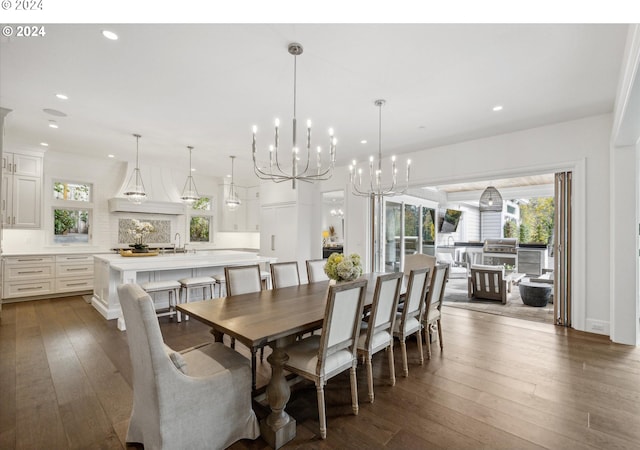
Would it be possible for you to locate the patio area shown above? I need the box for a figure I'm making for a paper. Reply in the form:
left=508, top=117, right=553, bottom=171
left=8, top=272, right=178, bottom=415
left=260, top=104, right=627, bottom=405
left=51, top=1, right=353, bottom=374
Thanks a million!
left=442, top=276, right=555, bottom=324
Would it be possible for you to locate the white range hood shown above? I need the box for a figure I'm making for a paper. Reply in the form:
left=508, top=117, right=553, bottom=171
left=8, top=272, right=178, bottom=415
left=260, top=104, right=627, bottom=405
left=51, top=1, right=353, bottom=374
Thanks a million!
left=108, top=198, right=185, bottom=215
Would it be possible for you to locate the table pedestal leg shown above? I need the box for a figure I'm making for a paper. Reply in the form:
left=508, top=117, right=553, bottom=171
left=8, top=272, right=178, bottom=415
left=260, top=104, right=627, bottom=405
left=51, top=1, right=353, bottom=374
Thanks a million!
left=260, top=342, right=296, bottom=449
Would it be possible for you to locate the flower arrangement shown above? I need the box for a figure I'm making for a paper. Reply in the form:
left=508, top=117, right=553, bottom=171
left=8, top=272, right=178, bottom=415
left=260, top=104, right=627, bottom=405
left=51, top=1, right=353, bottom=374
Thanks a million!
left=324, top=252, right=363, bottom=282
left=128, top=219, right=155, bottom=251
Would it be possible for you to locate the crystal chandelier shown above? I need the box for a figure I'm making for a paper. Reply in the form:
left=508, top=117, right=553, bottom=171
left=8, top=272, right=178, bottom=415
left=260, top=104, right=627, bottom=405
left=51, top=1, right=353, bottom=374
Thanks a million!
left=252, top=42, right=336, bottom=189
left=349, top=100, right=411, bottom=197
left=225, top=156, right=241, bottom=211
left=180, top=146, right=200, bottom=204
left=124, top=133, right=147, bottom=204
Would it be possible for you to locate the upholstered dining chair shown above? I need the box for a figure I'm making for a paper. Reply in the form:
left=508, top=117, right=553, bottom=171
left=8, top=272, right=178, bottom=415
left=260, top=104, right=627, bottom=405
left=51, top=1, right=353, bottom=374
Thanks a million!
left=423, top=263, right=449, bottom=359
left=282, top=279, right=368, bottom=439
left=224, top=264, right=265, bottom=390
left=393, top=267, right=430, bottom=377
left=403, top=253, right=437, bottom=280
left=117, top=283, right=259, bottom=450
left=306, top=258, right=329, bottom=283
left=357, top=272, right=403, bottom=403
left=270, top=261, right=301, bottom=289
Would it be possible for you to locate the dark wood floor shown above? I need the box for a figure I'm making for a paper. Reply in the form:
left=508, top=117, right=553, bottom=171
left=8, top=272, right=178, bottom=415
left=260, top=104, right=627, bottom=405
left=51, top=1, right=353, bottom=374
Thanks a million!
left=2, top=295, right=640, bottom=449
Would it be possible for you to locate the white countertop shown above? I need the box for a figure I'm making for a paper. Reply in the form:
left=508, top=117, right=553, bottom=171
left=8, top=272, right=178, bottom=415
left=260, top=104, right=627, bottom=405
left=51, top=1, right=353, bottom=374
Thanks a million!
left=94, top=250, right=276, bottom=272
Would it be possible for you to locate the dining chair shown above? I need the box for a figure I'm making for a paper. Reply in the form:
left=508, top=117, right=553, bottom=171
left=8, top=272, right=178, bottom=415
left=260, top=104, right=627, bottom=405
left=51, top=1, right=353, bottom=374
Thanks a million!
left=270, top=261, right=301, bottom=289
left=282, top=279, right=368, bottom=439
left=423, top=263, right=449, bottom=359
left=356, top=272, right=403, bottom=403
left=117, top=283, right=259, bottom=449
left=393, top=266, right=430, bottom=377
left=306, top=258, right=329, bottom=283
left=224, top=264, right=264, bottom=390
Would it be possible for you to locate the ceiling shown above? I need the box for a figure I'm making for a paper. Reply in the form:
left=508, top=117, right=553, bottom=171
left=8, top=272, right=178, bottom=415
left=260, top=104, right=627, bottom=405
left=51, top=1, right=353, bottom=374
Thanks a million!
left=0, top=24, right=629, bottom=184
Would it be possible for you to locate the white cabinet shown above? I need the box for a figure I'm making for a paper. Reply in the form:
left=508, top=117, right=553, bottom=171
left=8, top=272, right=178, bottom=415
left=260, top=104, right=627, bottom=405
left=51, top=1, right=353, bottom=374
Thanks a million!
left=1, top=152, right=42, bottom=228
left=2, top=253, right=94, bottom=300
left=260, top=203, right=298, bottom=262
left=219, top=184, right=260, bottom=232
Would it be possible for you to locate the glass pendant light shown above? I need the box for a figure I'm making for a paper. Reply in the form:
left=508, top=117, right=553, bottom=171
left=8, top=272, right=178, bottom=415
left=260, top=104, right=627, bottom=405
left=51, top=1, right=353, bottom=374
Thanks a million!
left=180, top=145, right=200, bottom=204
left=124, top=133, right=147, bottom=204
left=225, top=156, right=241, bottom=211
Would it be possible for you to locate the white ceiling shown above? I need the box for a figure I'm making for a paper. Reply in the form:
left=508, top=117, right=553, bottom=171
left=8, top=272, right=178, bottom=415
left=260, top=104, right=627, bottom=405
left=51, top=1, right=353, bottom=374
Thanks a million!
left=0, top=24, right=629, bottom=184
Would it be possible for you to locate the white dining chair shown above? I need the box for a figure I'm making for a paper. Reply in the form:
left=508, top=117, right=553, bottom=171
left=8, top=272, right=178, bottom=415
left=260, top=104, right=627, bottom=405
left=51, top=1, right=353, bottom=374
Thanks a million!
left=393, top=266, right=430, bottom=376
left=282, top=279, right=368, bottom=439
left=270, top=261, right=301, bottom=289
left=423, top=263, right=449, bottom=359
left=306, top=258, right=329, bottom=283
left=357, top=271, right=403, bottom=402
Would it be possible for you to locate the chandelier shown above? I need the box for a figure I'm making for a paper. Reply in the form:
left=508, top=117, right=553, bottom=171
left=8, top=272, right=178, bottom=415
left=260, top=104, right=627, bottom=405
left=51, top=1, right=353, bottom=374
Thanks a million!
left=479, top=186, right=503, bottom=211
left=180, top=146, right=200, bottom=205
left=349, top=99, right=411, bottom=197
left=252, top=42, right=336, bottom=189
left=225, top=156, right=241, bottom=211
left=123, top=133, right=147, bottom=204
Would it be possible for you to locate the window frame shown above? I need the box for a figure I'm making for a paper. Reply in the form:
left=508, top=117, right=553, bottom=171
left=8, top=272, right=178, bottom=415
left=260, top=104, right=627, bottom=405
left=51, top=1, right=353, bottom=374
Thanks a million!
left=51, top=179, right=94, bottom=246
left=188, top=195, right=214, bottom=245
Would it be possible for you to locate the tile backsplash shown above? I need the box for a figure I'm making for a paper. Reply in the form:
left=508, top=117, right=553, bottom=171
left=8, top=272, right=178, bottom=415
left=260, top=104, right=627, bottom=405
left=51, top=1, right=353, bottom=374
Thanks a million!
left=118, top=218, right=171, bottom=244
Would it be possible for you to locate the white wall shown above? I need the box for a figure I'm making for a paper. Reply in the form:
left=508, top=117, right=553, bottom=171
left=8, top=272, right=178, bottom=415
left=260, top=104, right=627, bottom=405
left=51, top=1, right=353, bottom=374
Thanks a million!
left=329, top=113, right=612, bottom=336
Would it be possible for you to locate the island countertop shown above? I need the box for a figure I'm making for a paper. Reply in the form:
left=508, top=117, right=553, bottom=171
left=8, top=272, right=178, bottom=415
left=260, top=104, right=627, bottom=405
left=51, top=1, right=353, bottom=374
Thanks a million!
left=91, top=250, right=277, bottom=329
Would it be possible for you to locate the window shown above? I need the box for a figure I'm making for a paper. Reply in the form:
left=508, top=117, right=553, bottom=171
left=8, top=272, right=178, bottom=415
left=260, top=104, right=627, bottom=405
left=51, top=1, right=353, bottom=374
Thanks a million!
left=52, top=180, right=92, bottom=244
left=189, top=196, right=212, bottom=243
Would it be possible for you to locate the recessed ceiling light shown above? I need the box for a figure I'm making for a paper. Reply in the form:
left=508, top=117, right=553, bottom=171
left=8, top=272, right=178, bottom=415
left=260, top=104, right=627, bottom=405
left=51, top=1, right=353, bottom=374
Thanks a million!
left=102, top=30, right=118, bottom=40
left=40, top=142, right=49, bottom=147
left=48, top=122, right=59, bottom=129
left=492, top=105, right=503, bottom=112
left=108, top=154, right=115, bottom=158
left=56, top=93, right=68, bottom=100
left=226, top=174, right=231, bottom=178
left=360, top=140, right=367, bottom=144
left=191, top=168, right=196, bottom=172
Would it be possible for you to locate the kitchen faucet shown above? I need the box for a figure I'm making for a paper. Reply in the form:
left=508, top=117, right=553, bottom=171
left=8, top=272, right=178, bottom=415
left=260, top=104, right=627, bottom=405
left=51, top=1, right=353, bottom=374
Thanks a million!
left=174, top=233, right=181, bottom=253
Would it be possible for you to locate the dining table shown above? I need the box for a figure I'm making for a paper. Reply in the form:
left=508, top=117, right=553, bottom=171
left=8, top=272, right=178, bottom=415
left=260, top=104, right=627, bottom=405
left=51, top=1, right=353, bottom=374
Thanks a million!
left=177, top=272, right=404, bottom=449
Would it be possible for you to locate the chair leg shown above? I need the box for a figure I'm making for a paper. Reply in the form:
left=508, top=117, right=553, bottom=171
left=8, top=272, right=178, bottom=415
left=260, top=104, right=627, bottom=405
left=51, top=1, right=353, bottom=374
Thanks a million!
left=316, top=383, right=327, bottom=439
left=349, top=365, right=359, bottom=415
left=231, top=337, right=236, bottom=349
left=425, top=325, right=432, bottom=360
left=260, top=346, right=264, bottom=362
left=174, top=289, right=182, bottom=323
left=365, top=354, right=374, bottom=403
left=387, top=345, right=396, bottom=386
left=437, top=319, right=444, bottom=351
left=417, top=329, right=424, bottom=365
left=401, top=338, right=408, bottom=377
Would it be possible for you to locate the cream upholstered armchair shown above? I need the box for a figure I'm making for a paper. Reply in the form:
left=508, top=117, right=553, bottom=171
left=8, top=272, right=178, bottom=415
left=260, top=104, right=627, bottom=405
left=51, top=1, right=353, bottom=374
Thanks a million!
left=117, top=283, right=259, bottom=450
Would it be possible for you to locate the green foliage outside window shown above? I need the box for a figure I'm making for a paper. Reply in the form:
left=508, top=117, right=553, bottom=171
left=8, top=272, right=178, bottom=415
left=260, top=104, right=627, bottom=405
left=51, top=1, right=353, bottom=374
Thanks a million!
left=506, top=198, right=554, bottom=244
left=190, top=216, right=210, bottom=242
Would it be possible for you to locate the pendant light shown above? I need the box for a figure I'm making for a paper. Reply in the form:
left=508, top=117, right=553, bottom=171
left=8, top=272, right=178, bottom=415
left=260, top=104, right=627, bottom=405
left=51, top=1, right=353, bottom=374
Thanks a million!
left=225, top=156, right=241, bottom=211
left=180, top=145, right=200, bottom=204
left=479, top=186, right=503, bottom=211
left=124, top=133, right=147, bottom=204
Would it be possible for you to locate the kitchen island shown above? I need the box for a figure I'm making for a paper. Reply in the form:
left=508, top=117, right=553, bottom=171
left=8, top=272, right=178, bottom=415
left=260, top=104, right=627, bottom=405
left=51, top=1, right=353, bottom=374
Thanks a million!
left=92, top=250, right=277, bottom=330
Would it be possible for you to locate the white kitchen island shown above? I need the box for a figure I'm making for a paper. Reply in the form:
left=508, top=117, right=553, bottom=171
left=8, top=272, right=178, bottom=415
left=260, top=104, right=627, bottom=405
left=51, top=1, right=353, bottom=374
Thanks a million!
left=92, top=250, right=276, bottom=330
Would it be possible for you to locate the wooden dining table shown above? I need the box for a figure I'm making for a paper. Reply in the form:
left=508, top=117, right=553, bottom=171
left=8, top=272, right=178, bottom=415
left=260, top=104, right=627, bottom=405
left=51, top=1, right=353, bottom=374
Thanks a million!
left=177, top=272, right=401, bottom=449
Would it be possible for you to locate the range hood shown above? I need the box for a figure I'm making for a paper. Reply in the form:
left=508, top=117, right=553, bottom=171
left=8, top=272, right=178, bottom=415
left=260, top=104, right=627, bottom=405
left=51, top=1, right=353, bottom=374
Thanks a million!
left=108, top=198, right=186, bottom=215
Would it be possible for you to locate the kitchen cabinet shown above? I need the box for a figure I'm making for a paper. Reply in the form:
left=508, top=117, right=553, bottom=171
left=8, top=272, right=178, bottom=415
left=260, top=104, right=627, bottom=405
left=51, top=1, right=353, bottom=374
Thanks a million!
left=2, top=253, right=94, bottom=301
left=218, top=184, right=260, bottom=232
left=1, top=151, right=42, bottom=228
left=260, top=203, right=298, bottom=262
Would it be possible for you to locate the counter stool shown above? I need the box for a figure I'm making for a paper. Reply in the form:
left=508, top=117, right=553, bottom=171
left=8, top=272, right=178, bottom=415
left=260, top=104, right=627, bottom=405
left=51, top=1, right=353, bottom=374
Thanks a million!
left=212, top=271, right=271, bottom=297
left=178, top=277, right=216, bottom=320
left=140, top=280, right=182, bottom=322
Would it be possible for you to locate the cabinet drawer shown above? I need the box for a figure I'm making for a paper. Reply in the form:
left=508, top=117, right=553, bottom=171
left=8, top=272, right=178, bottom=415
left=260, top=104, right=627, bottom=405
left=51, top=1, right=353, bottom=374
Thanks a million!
left=56, top=254, right=94, bottom=263
left=4, top=255, right=55, bottom=265
left=518, top=251, right=540, bottom=263
left=4, top=279, right=54, bottom=298
left=5, top=263, right=55, bottom=280
left=56, top=263, right=94, bottom=278
left=55, top=277, right=93, bottom=293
